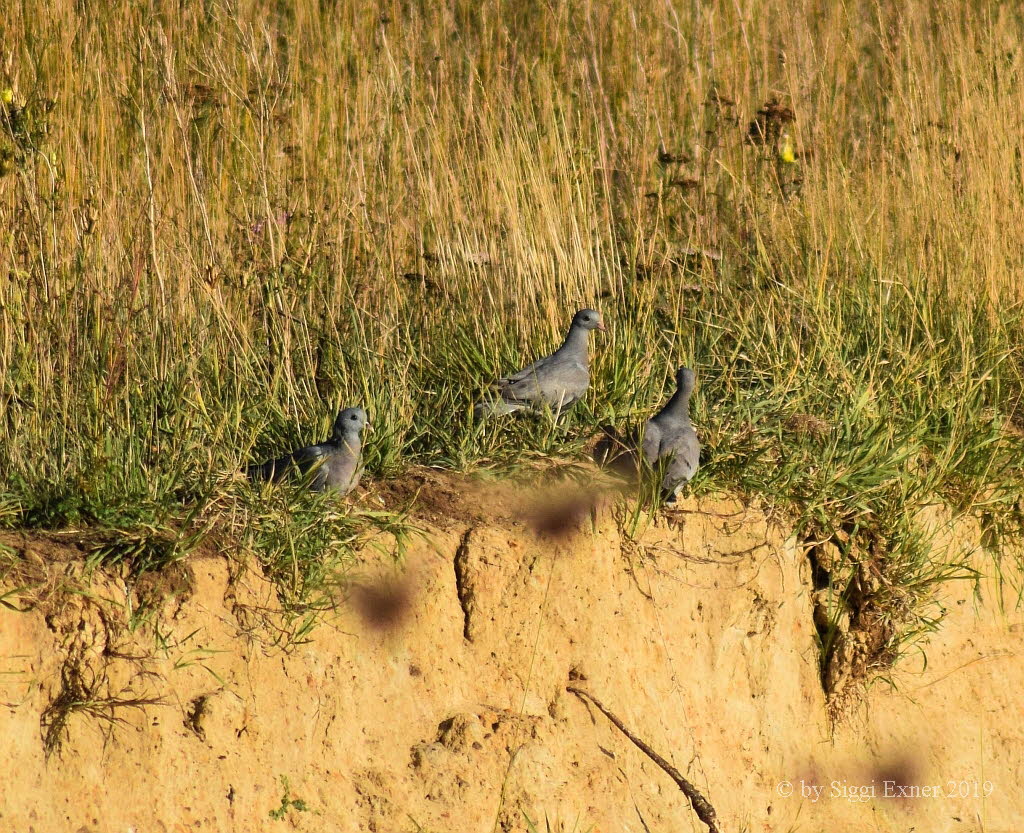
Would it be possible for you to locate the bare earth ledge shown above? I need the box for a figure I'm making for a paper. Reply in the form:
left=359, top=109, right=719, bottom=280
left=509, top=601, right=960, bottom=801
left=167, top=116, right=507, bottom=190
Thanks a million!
left=1, top=474, right=1021, bottom=832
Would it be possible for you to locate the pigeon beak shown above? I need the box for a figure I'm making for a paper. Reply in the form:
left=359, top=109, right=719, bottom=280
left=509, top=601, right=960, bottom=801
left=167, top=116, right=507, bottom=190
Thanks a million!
left=597, top=320, right=607, bottom=332
left=364, top=422, right=373, bottom=432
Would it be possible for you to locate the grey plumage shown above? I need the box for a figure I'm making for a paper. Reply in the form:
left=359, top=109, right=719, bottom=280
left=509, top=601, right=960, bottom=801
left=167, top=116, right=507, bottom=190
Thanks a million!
left=642, top=368, right=700, bottom=498
left=476, top=309, right=605, bottom=417
left=247, top=407, right=370, bottom=495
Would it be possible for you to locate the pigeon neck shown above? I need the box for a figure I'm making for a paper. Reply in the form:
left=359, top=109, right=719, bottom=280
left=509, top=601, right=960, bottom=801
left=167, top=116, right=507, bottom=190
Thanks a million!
left=661, top=386, right=692, bottom=420
left=332, top=429, right=362, bottom=450
left=559, top=324, right=590, bottom=356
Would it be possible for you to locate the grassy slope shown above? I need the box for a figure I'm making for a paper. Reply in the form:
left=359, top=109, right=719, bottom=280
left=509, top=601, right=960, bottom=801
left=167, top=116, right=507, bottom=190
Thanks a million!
left=1, top=0, right=1024, bottom=671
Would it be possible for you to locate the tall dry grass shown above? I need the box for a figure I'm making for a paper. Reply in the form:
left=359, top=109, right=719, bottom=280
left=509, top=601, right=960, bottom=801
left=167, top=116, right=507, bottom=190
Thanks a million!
left=1, top=0, right=1024, bottom=657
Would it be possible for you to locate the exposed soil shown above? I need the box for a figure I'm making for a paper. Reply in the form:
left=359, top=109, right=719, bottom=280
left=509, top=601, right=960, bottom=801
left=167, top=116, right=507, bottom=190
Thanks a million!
left=1, top=477, right=1021, bottom=832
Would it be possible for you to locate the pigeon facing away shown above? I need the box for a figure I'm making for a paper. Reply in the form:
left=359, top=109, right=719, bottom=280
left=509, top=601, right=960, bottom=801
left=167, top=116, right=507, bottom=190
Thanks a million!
left=247, top=407, right=370, bottom=494
left=476, top=309, right=605, bottom=417
left=642, top=368, right=700, bottom=499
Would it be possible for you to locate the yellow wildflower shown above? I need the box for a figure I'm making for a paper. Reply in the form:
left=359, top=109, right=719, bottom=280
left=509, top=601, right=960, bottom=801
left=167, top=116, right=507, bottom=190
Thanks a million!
left=779, top=132, right=796, bottom=164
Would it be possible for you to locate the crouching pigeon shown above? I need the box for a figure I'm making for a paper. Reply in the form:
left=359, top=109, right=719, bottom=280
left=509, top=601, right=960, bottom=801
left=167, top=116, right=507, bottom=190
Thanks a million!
left=642, top=368, right=700, bottom=499
left=476, top=308, right=605, bottom=417
left=247, top=407, right=370, bottom=495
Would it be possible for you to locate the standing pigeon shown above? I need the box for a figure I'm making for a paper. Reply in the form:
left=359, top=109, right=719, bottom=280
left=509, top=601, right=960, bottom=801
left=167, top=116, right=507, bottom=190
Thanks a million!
left=476, top=309, right=605, bottom=417
left=642, top=368, right=700, bottom=499
left=247, top=407, right=370, bottom=494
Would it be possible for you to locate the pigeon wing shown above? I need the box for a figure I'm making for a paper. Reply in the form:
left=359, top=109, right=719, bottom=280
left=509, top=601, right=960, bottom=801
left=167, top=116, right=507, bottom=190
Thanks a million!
left=494, top=354, right=554, bottom=402
left=641, top=420, right=663, bottom=465
left=502, top=355, right=588, bottom=410
left=290, top=443, right=333, bottom=491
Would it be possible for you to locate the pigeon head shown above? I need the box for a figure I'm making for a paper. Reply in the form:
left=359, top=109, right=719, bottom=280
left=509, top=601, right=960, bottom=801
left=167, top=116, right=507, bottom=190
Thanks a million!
left=675, top=367, right=696, bottom=394
left=332, top=407, right=370, bottom=439
left=572, top=309, right=606, bottom=332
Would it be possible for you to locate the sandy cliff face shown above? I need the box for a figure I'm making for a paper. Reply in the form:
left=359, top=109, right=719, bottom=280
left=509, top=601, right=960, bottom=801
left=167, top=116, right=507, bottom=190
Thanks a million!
left=1, top=477, right=1021, bottom=833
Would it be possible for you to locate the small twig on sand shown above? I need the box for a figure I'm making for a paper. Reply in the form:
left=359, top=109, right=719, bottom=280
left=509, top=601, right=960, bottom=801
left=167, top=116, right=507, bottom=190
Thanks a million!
left=567, top=683, right=721, bottom=833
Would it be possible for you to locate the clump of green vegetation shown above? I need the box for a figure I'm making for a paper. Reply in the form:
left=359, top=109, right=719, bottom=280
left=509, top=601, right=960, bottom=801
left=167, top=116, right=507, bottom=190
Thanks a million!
left=268, top=775, right=309, bottom=821
left=219, top=480, right=415, bottom=617
left=1, top=0, right=1023, bottom=680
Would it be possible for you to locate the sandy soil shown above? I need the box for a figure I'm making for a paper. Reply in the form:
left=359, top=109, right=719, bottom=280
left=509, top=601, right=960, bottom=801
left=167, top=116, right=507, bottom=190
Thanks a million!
left=1, top=473, right=1021, bottom=832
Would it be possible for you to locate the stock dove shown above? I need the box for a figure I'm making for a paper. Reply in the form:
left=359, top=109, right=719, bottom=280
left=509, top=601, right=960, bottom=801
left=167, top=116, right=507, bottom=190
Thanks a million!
left=642, top=368, right=700, bottom=499
left=476, top=309, right=605, bottom=417
left=247, top=407, right=370, bottom=494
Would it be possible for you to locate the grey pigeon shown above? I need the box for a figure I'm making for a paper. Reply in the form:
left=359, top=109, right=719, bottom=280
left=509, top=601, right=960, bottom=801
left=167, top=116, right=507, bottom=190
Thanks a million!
left=642, top=368, right=700, bottom=499
left=247, top=407, right=370, bottom=494
left=476, top=309, right=605, bottom=417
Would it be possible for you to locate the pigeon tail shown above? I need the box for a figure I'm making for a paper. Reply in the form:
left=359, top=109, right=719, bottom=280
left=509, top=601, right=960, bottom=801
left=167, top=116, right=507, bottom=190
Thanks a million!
left=475, top=396, right=527, bottom=418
